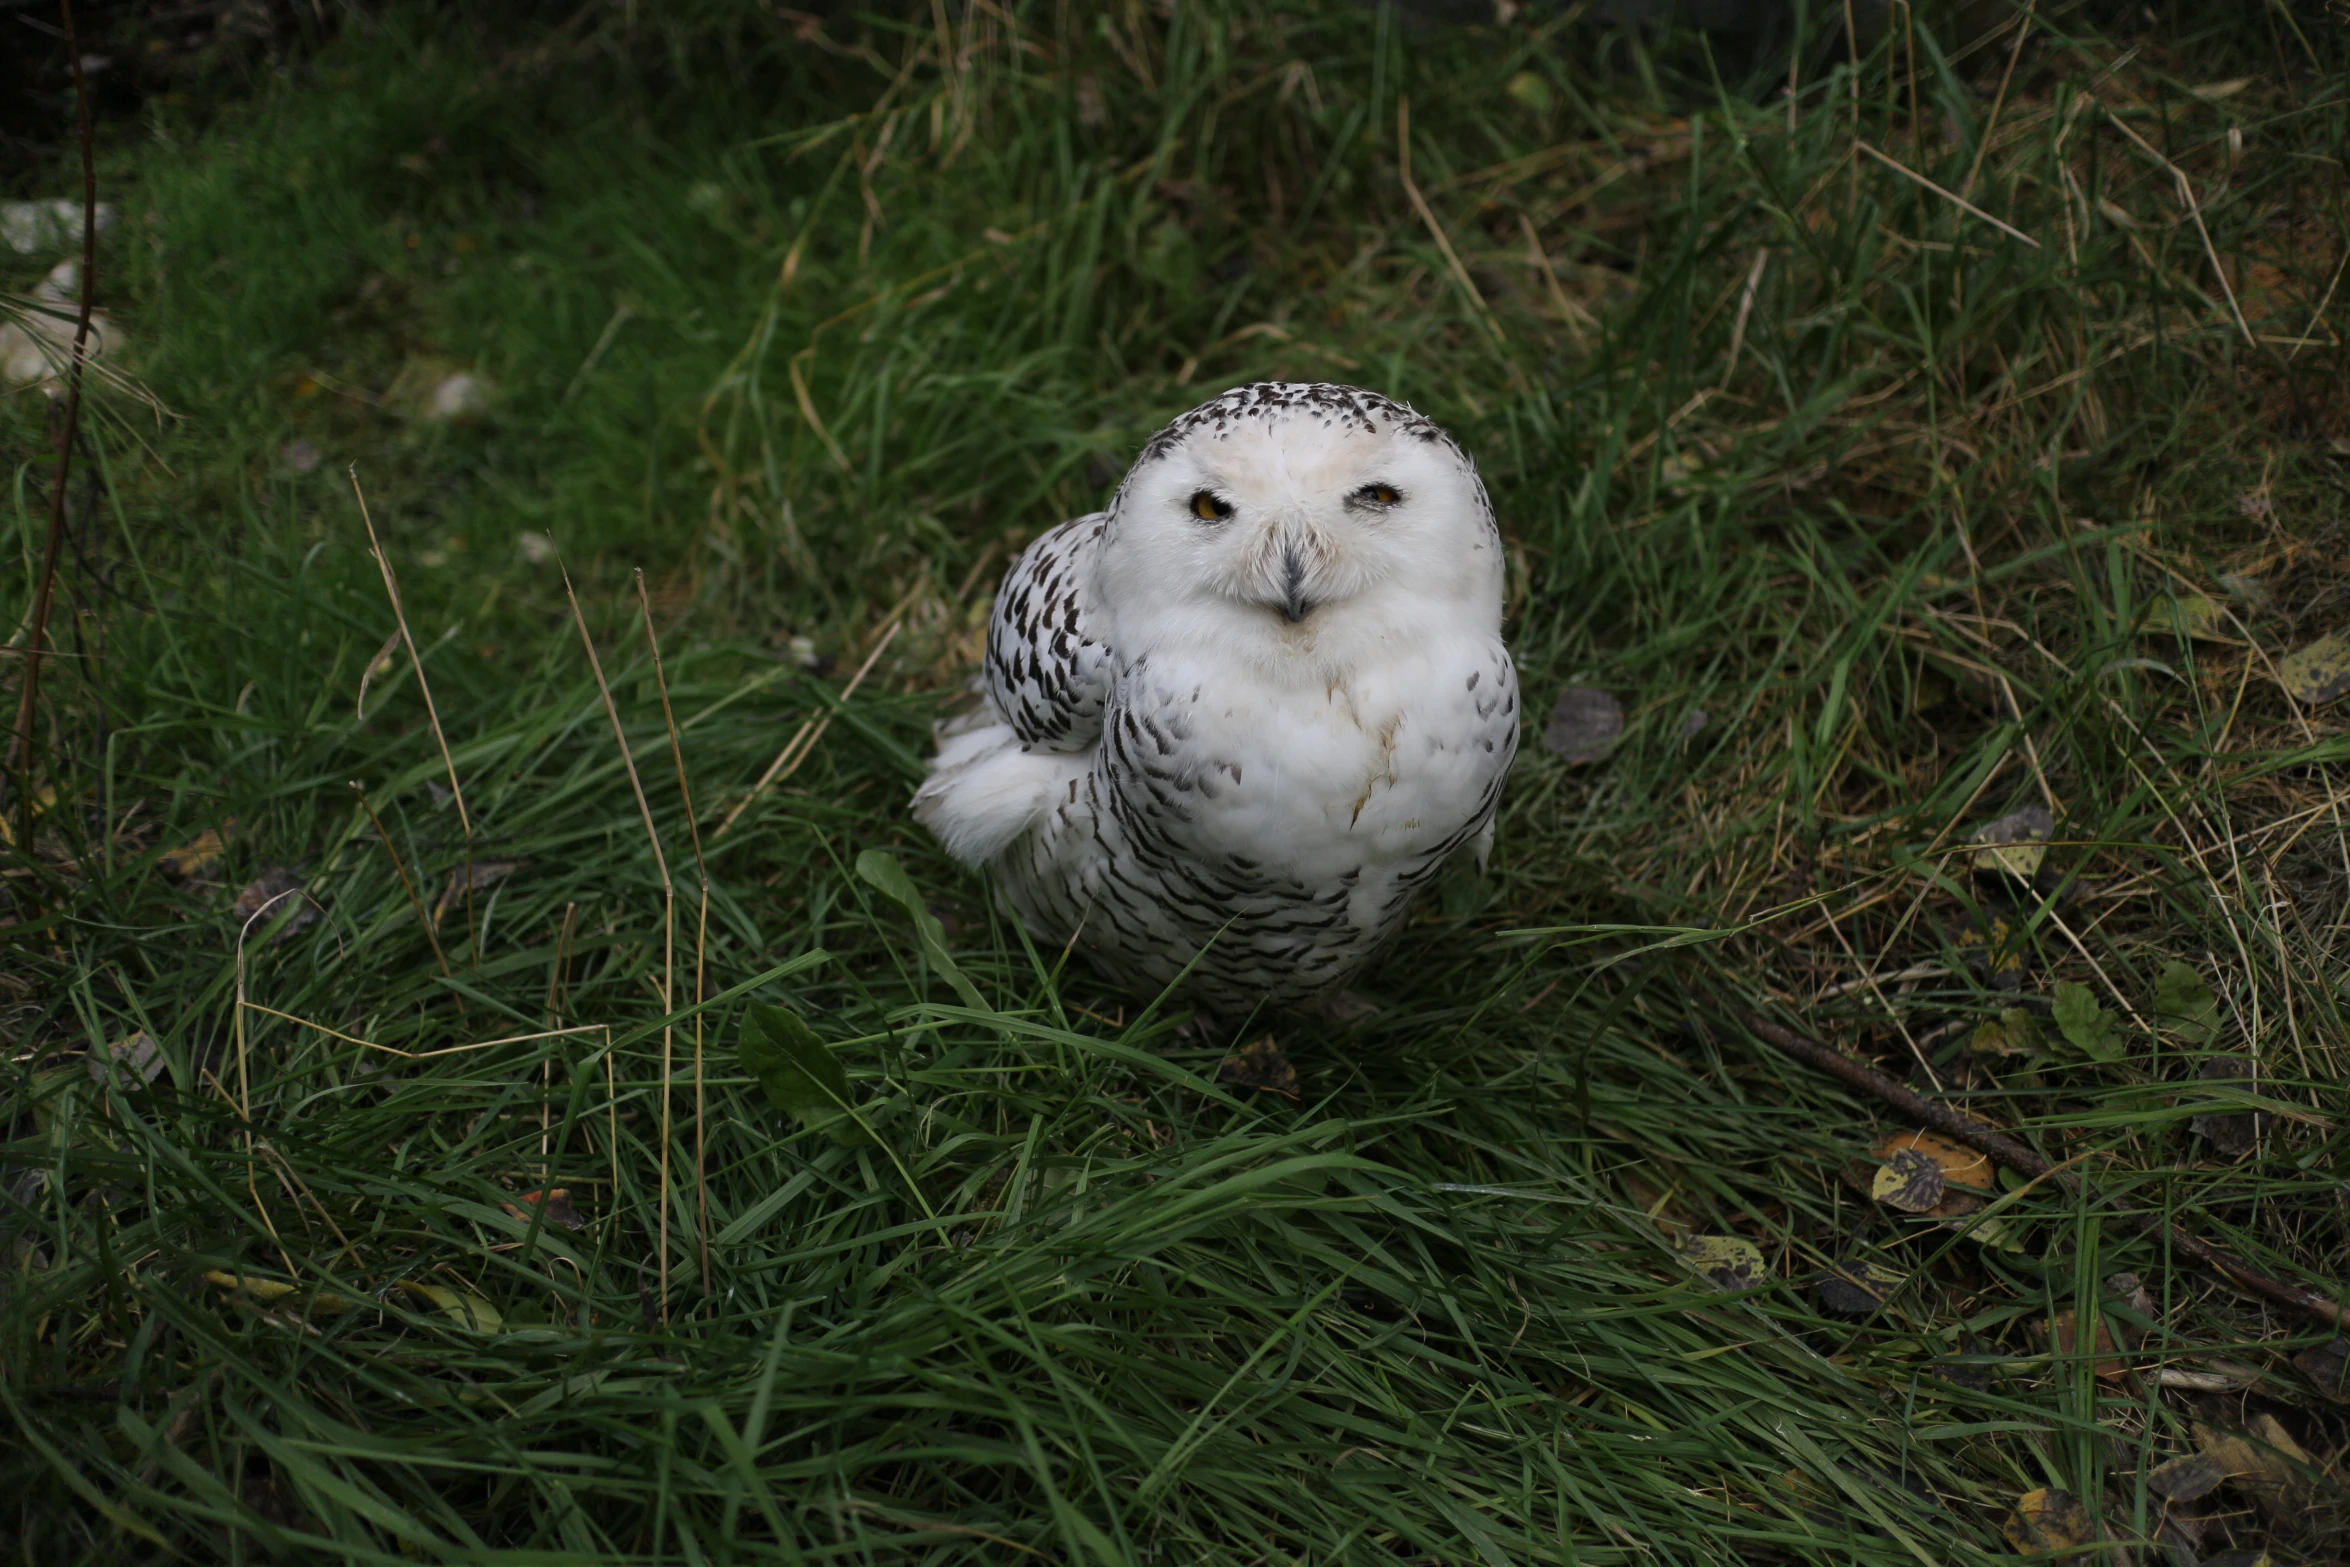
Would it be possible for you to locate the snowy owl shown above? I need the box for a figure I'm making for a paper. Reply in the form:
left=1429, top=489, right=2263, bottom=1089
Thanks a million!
left=913, top=382, right=1518, bottom=1019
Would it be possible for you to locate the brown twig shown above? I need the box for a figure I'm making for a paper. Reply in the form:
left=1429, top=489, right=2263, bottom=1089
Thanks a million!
left=7, top=0, right=100, bottom=840
left=1744, top=1013, right=2345, bottom=1330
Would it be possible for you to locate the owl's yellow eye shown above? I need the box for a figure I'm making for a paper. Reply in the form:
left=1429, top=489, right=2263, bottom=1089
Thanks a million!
left=1190, top=490, right=1234, bottom=521
left=1355, top=482, right=1402, bottom=507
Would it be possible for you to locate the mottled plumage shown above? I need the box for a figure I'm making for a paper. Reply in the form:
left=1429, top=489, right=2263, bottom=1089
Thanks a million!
left=915, top=382, right=1518, bottom=1017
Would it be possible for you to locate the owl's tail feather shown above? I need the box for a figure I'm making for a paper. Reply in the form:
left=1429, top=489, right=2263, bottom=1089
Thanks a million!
left=912, top=721, right=1082, bottom=868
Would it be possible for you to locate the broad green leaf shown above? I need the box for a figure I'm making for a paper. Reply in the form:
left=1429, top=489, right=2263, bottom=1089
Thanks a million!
left=2154, top=960, right=2219, bottom=1044
left=856, top=849, right=989, bottom=1011
left=2052, top=982, right=2123, bottom=1062
left=738, top=1001, right=866, bottom=1144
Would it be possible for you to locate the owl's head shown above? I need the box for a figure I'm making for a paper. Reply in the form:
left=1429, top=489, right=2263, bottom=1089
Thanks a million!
left=1095, top=383, right=1503, bottom=667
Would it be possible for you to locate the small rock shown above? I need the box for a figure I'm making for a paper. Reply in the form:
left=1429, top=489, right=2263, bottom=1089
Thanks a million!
left=0, top=198, right=115, bottom=256
left=426, top=372, right=487, bottom=420
left=1677, top=707, right=1709, bottom=740
left=280, top=440, right=323, bottom=474
left=0, top=259, right=122, bottom=395
left=1542, top=686, right=1624, bottom=763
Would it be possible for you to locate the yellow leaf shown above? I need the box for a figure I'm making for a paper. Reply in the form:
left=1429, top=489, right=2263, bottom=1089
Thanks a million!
left=1677, top=1234, right=1766, bottom=1291
left=2002, top=1488, right=2093, bottom=1554
left=2279, top=632, right=2350, bottom=706
left=0, top=785, right=56, bottom=848
left=159, top=823, right=231, bottom=878
left=1870, top=1148, right=1946, bottom=1213
left=205, top=1269, right=297, bottom=1301
left=398, top=1279, right=502, bottom=1331
left=2152, top=593, right=2229, bottom=641
left=1969, top=807, right=2053, bottom=880
left=204, top=1270, right=358, bottom=1314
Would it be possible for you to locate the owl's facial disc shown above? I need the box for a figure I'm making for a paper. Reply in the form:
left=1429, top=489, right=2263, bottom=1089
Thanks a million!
left=1100, top=384, right=1503, bottom=659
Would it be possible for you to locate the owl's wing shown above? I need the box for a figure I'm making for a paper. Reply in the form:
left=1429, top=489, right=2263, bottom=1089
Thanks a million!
left=984, top=511, right=1112, bottom=754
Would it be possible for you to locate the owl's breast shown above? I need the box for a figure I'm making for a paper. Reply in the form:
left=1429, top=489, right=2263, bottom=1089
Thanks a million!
left=1100, top=637, right=1516, bottom=876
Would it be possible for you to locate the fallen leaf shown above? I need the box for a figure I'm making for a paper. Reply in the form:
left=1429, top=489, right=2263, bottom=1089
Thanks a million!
left=2002, top=1488, right=2093, bottom=1554
left=2151, top=593, right=2229, bottom=641
left=2217, top=571, right=2268, bottom=606
left=2043, top=1310, right=2129, bottom=1380
left=2195, top=1416, right=2310, bottom=1511
left=205, top=1269, right=298, bottom=1302
left=2103, top=1271, right=2155, bottom=1335
left=1971, top=804, right=2054, bottom=878
left=501, top=1188, right=585, bottom=1231
left=233, top=868, right=320, bottom=943
left=2188, top=1056, right=2263, bottom=1158
left=85, top=1031, right=164, bottom=1091
left=158, top=823, right=231, bottom=880
left=2051, top=982, right=2123, bottom=1062
left=2154, top=960, right=2219, bottom=1044
left=0, top=784, right=56, bottom=848
left=1870, top=1147, right=1947, bottom=1213
left=397, top=1279, right=502, bottom=1331
left=1872, top=1130, right=1993, bottom=1192
left=738, top=1001, right=865, bottom=1144
left=1813, top=1260, right=1904, bottom=1315
left=1956, top=1211, right=2028, bottom=1254
left=1541, top=687, right=1623, bottom=764
left=1677, top=1234, right=1765, bottom=1292
left=2146, top=1452, right=2226, bottom=1502
left=2292, top=1338, right=2350, bottom=1402
left=204, top=1270, right=355, bottom=1314
left=431, top=860, right=519, bottom=928
left=2277, top=631, right=2350, bottom=706
left=1219, top=1035, right=1300, bottom=1100
left=1968, top=1008, right=2046, bottom=1058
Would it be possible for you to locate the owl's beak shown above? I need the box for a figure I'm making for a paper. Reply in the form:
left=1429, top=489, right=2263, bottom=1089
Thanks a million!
left=1279, top=547, right=1313, bottom=623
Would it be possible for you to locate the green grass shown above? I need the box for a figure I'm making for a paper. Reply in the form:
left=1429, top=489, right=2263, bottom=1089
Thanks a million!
left=6, top=1, right=2350, bottom=1561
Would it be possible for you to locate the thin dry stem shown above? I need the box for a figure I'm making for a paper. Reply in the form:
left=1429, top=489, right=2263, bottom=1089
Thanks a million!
left=1855, top=140, right=2041, bottom=249
left=5, top=0, right=100, bottom=834
left=636, top=570, right=714, bottom=1291
left=350, top=467, right=478, bottom=951
left=562, top=562, right=676, bottom=1324
left=715, top=617, right=904, bottom=838
left=351, top=781, right=452, bottom=979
